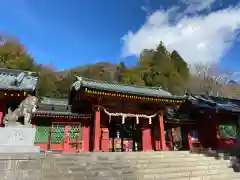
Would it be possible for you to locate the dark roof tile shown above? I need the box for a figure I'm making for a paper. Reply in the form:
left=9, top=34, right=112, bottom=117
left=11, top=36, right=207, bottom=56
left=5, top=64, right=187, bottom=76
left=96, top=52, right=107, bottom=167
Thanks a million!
left=189, top=95, right=240, bottom=113
left=39, top=97, right=68, bottom=106
left=72, top=76, right=186, bottom=99
left=0, top=68, right=38, bottom=91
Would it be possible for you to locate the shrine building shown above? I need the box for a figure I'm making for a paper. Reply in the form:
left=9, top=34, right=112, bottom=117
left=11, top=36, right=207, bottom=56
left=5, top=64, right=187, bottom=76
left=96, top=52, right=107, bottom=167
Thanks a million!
left=69, top=76, right=188, bottom=152
left=186, top=95, right=240, bottom=151
left=0, top=68, right=239, bottom=153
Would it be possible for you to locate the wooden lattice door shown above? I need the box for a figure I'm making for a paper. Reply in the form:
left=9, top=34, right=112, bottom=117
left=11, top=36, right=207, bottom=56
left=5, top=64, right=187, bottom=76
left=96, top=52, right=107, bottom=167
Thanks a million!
left=50, top=124, right=65, bottom=151
left=34, top=125, right=51, bottom=151
left=68, top=124, right=83, bottom=152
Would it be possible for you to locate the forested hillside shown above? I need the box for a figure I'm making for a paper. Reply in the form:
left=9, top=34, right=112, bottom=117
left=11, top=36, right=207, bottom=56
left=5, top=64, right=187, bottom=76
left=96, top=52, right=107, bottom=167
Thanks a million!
left=0, top=36, right=238, bottom=99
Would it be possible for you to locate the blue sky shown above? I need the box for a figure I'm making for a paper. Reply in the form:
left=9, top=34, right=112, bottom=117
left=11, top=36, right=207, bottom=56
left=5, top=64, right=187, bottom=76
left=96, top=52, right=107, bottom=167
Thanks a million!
left=0, top=0, right=239, bottom=72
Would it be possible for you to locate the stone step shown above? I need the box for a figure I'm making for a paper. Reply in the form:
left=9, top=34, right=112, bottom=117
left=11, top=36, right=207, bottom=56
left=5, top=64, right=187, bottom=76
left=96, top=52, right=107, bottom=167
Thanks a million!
left=0, top=153, right=44, bottom=160
left=137, top=168, right=235, bottom=179
left=51, top=152, right=207, bottom=159
left=50, top=151, right=204, bottom=157
left=41, top=163, right=232, bottom=177
left=163, top=172, right=240, bottom=180
left=40, top=151, right=239, bottom=180
left=51, top=158, right=228, bottom=166
left=49, top=159, right=229, bottom=173
left=136, top=164, right=230, bottom=174
left=48, top=159, right=229, bottom=173
left=41, top=169, right=238, bottom=180
left=51, top=153, right=222, bottom=160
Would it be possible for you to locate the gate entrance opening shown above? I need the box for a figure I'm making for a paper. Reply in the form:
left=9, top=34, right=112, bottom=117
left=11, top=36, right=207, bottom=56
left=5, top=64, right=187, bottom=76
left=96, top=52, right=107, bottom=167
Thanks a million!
left=108, top=117, right=142, bottom=152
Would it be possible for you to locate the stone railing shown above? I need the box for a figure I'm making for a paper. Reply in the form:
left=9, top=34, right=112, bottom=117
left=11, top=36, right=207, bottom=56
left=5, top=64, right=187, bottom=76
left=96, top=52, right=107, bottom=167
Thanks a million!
left=0, top=153, right=44, bottom=180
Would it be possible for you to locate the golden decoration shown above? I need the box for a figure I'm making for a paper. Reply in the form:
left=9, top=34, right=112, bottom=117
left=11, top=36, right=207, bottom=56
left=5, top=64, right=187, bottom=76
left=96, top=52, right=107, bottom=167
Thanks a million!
left=84, top=88, right=184, bottom=104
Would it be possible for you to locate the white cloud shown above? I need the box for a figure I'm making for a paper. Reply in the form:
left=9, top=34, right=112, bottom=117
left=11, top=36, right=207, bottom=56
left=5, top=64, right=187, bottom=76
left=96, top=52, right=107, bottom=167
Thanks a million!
left=232, top=72, right=240, bottom=82
left=121, top=0, right=240, bottom=65
left=181, top=0, right=216, bottom=13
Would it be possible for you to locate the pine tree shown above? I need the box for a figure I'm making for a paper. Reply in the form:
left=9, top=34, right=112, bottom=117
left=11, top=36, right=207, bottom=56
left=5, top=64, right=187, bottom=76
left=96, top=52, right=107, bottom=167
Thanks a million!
left=171, top=50, right=189, bottom=79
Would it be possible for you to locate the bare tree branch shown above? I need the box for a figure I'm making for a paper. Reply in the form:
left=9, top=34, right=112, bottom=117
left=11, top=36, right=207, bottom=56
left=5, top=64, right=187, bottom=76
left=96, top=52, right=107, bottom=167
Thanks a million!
left=187, top=63, right=233, bottom=97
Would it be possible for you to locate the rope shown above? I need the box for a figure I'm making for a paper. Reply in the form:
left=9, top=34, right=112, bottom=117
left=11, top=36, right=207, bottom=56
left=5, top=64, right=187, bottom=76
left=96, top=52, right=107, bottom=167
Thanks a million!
left=103, top=108, right=160, bottom=124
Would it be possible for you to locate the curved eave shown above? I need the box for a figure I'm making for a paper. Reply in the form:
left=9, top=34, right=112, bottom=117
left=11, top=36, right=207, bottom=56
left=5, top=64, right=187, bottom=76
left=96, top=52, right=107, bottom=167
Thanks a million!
left=0, top=87, right=36, bottom=92
left=165, top=118, right=196, bottom=124
left=71, top=76, right=187, bottom=100
left=33, top=111, right=92, bottom=119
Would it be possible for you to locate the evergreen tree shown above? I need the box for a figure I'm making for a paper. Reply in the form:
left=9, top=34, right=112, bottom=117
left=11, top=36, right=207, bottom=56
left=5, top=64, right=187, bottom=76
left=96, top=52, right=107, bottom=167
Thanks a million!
left=116, top=61, right=126, bottom=83
left=0, top=37, right=35, bottom=71
left=0, top=35, right=192, bottom=97
left=171, top=50, right=189, bottom=79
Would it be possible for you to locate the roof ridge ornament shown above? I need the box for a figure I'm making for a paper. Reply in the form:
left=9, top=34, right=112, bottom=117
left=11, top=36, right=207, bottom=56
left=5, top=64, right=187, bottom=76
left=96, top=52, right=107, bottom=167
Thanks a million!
left=76, top=76, right=83, bottom=82
left=14, top=72, right=25, bottom=86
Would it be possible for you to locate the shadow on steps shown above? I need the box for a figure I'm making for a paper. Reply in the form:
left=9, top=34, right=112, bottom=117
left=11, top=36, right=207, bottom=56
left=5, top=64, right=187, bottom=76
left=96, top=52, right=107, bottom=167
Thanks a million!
left=190, top=148, right=240, bottom=172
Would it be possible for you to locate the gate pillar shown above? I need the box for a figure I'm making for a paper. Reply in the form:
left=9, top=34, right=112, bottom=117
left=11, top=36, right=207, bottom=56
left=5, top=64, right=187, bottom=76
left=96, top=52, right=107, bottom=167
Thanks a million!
left=63, top=125, right=70, bottom=152
left=142, top=121, right=153, bottom=151
left=0, top=103, right=4, bottom=127
left=83, top=124, right=90, bottom=152
left=94, top=107, right=101, bottom=151
left=159, top=112, right=167, bottom=150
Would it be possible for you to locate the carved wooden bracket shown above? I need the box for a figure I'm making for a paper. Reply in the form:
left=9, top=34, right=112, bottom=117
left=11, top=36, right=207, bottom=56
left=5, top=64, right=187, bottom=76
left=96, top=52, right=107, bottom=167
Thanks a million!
left=92, top=105, right=102, bottom=112
left=159, top=111, right=164, bottom=116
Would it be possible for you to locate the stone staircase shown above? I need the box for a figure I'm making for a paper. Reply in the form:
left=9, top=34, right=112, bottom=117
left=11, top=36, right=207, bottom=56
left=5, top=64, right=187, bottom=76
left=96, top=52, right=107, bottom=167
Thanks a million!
left=41, top=151, right=240, bottom=180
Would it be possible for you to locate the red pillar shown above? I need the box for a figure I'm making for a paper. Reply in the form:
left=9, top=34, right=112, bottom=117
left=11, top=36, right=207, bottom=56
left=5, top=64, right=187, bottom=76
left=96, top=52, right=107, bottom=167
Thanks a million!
left=159, top=113, right=167, bottom=150
left=94, top=108, right=101, bottom=152
left=82, top=125, right=90, bottom=152
left=0, top=103, right=4, bottom=127
left=63, top=125, right=70, bottom=152
left=155, top=139, right=161, bottom=151
left=142, top=122, right=153, bottom=151
left=101, top=128, right=109, bottom=152
left=187, top=126, right=193, bottom=151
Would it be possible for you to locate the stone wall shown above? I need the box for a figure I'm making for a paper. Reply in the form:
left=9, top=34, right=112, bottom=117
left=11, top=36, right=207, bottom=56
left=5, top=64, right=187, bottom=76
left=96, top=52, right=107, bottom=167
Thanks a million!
left=0, top=153, right=44, bottom=180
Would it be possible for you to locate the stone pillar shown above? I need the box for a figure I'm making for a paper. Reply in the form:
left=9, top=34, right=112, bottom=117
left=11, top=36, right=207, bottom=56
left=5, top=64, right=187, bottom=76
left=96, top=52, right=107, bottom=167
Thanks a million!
left=159, top=113, right=167, bottom=150
left=82, top=124, right=90, bottom=152
left=94, top=108, right=101, bottom=152
left=142, top=121, right=153, bottom=151
left=101, top=128, right=109, bottom=152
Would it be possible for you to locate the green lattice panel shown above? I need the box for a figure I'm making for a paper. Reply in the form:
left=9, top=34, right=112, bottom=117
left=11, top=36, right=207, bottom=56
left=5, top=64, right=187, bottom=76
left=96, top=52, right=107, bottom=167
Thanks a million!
left=51, top=124, right=65, bottom=144
left=70, top=124, right=82, bottom=141
left=35, top=126, right=51, bottom=144
left=219, top=125, right=237, bottom=139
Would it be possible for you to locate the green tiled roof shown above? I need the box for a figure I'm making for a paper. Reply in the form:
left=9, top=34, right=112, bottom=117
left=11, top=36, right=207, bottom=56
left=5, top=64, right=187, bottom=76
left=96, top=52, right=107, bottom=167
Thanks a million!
left=0, top=68, right=38, bottom=91
left=188, top=95, right=240, bottom=113
left=72, top=76, right=186, bottom=99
